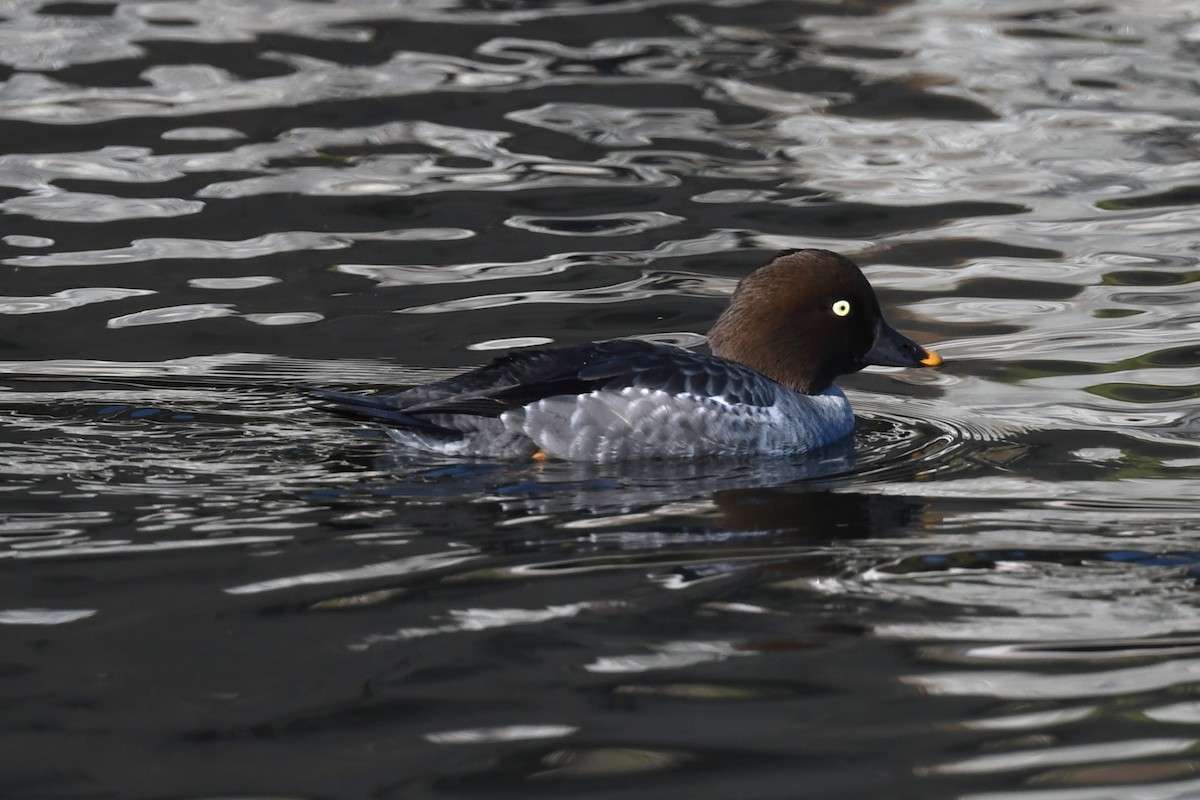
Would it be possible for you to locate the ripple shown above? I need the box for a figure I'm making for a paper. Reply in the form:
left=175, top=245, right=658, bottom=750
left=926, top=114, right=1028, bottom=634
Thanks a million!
left=424, top=725, right=577, bottom=745
left=505, top=211, right=684, bottom=237
left=4, top=1, right=1200, bottom=795
left=225, top=550, right=481, bottom=596
left=5, top=535, right=295, bottom=561
left=533, top=747, right=693, bottom=777
left=1146, top=701, right=1200, bottom=725
left=691, top=189, right=782, bottom=203
left=940, top=637, right=1200, bottom=666
left=337, top=253, right=586, bottom=288
left=0, top=510, right=111, bottom=540
left=359, top=602, right=602, bottom=645
left=922, top=739, right=1197, bottom=777
left=1099, top=184, right=1200, bottom=211
left=0, top=14, right=142, bottom=71
left=964, top=775, right=1200, bottom=800
left=203, top=153, right=682, bottom=198
left=468, top=336, right=554, bottom=351
left=0, top=147, right=183, bottom=190
left=839, top=547, right=1200, bottom=644
left=187, top=276, right=281, bottom=290
left=338, top=232, right=745, bottom=291
left=2, top=235, right=55, bottom=247
left=396, top=268, right=734, bottom=314
left=0, top=287, right=154, bottom=315
left=4, top=228, right=472, bottom=267
left=160, top=126, right=246, bottom=141
left=507, top=103, right=752, bottom=148
left=0, top=353, right=449, bottom=385
left=0, top=50, right=462, bottom=123
left=107, top=303, right=235, bottom=328
left=0, top=608, right=97, bottom=625
left=241, top=312, right=323, bottom=326
left=0, top=190, right=203, bottom=222
left=928, top=298, right=1074, bottom=324
left=630, top=331, right=707, bottom=348
left=907, top=660, right=1200, bottom=701
left=585, top=641, right=750, bottom=674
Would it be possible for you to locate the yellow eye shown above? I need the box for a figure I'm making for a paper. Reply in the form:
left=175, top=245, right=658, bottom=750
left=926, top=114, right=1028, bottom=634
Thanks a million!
left=832, top=299, right=851, bottom=317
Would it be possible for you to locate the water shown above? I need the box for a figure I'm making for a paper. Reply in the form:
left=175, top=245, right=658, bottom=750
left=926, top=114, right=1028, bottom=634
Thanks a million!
left=3, top=0, right=1200, bottom=796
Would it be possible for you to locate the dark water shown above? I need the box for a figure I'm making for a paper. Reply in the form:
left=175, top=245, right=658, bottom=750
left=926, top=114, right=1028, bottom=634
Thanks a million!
left=5, top=0, right=1200, bottom=797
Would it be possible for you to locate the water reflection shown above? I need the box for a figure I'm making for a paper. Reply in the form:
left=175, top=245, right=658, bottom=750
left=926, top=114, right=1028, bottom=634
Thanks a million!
left=4, top=0, right=1200, bottom=797
left=504, top=210, right=684, bottom=236
left=0, top=286, right=155, bottom=314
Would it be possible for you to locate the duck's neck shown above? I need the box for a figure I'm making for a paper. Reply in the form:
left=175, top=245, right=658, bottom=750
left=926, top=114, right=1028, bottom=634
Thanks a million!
left=708, top=317, right=825, bottom=395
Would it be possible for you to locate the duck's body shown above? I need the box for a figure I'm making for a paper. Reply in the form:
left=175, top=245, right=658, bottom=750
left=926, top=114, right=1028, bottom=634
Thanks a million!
left=306, top=339, right=854, bottom=461
left=307, top=249, right=941, bottom=462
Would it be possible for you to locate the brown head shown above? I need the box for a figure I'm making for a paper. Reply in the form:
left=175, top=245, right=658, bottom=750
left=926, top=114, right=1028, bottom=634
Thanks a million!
left=707, top=249, right=942, bottom=394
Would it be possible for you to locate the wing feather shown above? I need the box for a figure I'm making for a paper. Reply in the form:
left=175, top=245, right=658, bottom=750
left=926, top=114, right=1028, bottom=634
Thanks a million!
left=303, top=340, right=785, bottom=436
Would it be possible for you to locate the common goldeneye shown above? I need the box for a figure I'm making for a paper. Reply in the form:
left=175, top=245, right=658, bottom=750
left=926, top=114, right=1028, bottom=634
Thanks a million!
left=306, top=249, right=942, bottom=461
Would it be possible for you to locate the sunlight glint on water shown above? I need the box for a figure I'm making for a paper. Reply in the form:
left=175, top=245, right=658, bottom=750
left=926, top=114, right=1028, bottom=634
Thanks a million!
left=2, top=0, right=1200, bottom=798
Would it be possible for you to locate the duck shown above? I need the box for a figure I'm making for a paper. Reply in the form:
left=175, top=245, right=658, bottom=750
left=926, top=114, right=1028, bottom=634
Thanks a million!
left=305, top=249, right=942, bottom=461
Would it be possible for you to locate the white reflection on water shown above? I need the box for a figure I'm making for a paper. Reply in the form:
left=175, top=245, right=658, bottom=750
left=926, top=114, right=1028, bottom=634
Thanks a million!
left=424, top=724, right=578, bottom=745
left=585, top=640, right=750, bottom=673
left=848, top=475, right=1200, bottom=506
left=1145, top=701, right=1200, bottom=724
left=224, top=549, right=481, bottom=595
left=961, top=706, right=1098, bottom=732
left=160, top=126, right=245, bottom=141
left=187, top=276, right=281, bottom=290
left=504, top=211, right=685, bottom=236
left=0, top=191, right=203, bottom=222
left=0, top=0, right=699, bottom=78
left=397, top=272, right=718, bottom=314
left=4, top=228, right=473, bottom=267
left=339, top=249, right=757, bottom=316
left=337, top=253, right=586, bottom=288
left=507, top=103, right=755, bottom=148
left=468, top=336, right=555, bottom=351
left=865, top=565, right=1200, bottom=643
left=241, top=312, right=323, bottom=326
left=963, top=776, right=1200, bottom=800
left=791, top=0, right=1200, bottom=207
left=2, top=535, right=292, bottom=560
left=907, top=659, right=1200, bottom=700
left=0, top=608, right=97, bottom=625
left=0, top=53, right=454, bottom=123
left=1, top=1, right=1200, bottom=796
left=356, top=602, right=605, bottom=647
left=108, top=303, right=235, bottom=328
left=0, top=287, right=154, bottom=315
left=340, top=232, right=749, bottom=290
left=0, top=352, right=454, bottom=384
left=2, top=234, right=54, bottom=247
left=921, top=738, right=1196, bottom=776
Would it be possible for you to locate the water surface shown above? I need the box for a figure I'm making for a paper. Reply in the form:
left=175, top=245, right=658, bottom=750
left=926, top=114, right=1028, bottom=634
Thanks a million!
left=4, top=0, right=1200, bottom=798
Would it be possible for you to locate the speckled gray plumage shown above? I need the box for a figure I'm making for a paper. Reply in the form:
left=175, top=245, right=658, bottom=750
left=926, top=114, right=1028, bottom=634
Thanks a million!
left=310, top=340, right=852, bottom=460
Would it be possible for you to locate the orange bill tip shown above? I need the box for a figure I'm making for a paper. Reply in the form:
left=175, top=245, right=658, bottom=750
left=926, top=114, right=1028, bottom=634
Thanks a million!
left=920, top=348, right=944, bottom=368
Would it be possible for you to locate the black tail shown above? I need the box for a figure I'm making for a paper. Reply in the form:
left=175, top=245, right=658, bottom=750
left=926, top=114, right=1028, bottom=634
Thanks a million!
left=300, top=386, right=458, bottom=435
